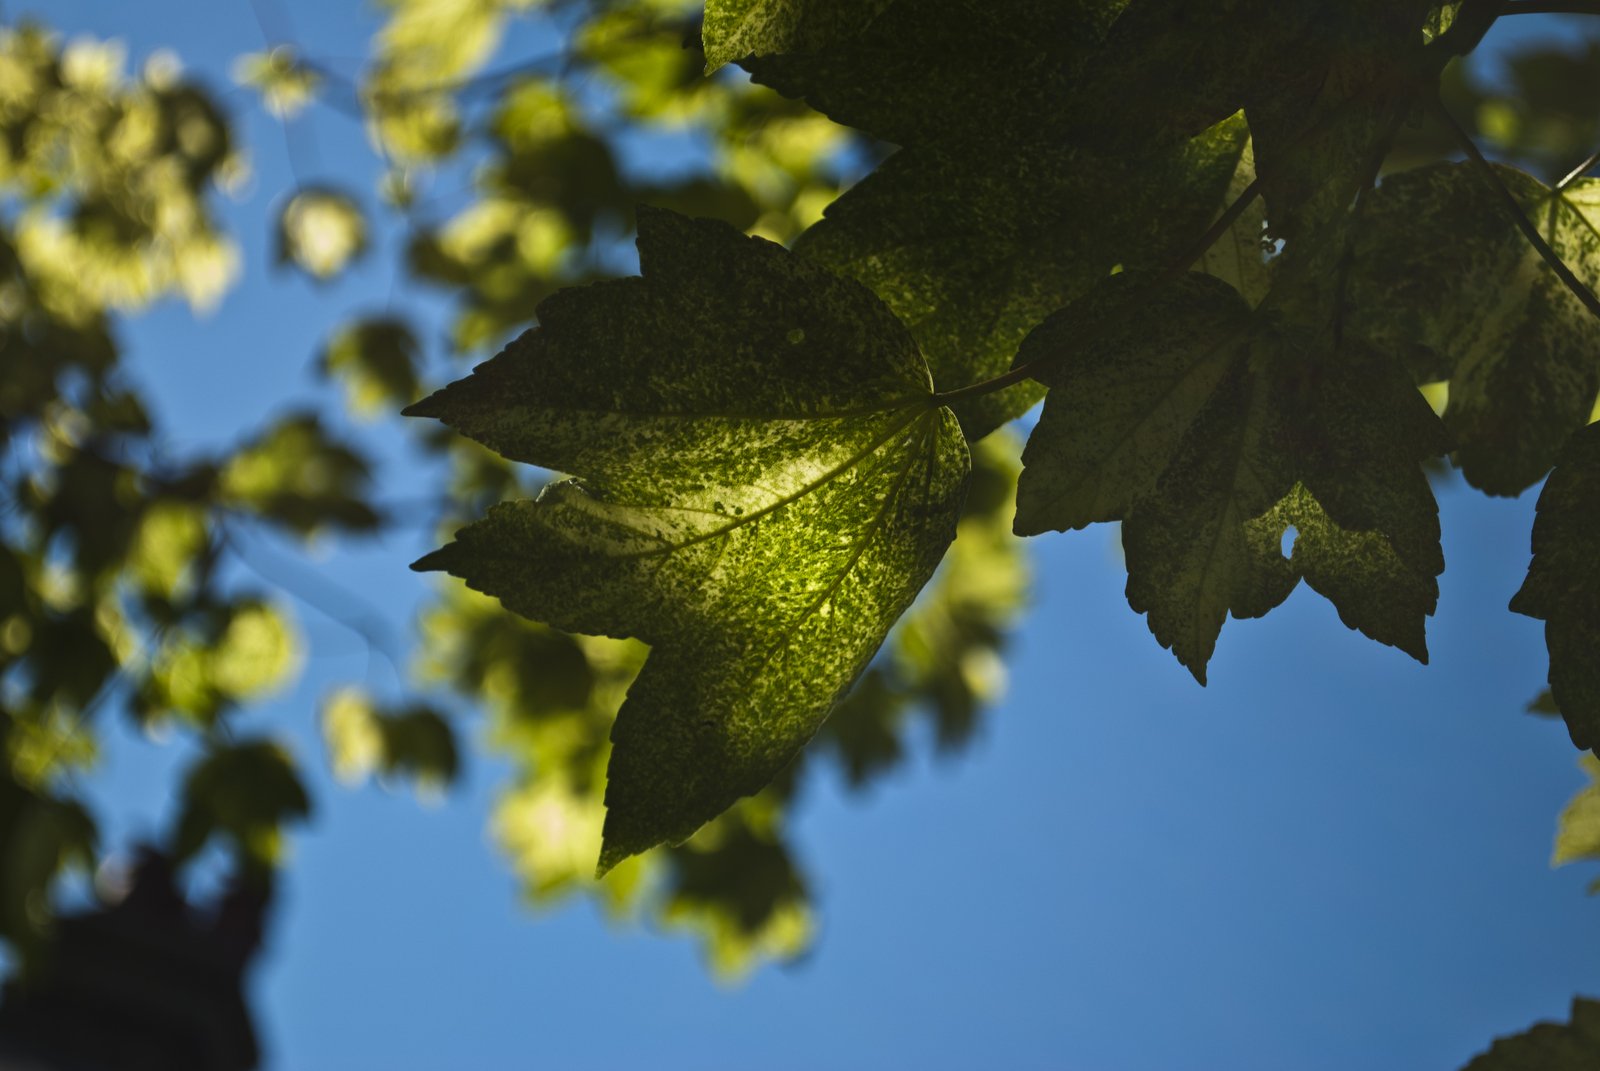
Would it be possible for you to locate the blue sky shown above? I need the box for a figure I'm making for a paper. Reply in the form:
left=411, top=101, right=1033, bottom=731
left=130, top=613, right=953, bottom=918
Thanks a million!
left=25, top=3, right=1600, bottom=1068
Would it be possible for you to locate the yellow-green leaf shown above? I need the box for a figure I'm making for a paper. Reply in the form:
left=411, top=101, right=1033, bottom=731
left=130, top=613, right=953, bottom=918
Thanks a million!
left=409, top=208, right=968, bottom=870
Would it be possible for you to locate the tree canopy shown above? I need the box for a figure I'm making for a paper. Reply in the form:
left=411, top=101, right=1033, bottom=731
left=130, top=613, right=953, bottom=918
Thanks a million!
left=0, top=1, right=1597, bottom=1066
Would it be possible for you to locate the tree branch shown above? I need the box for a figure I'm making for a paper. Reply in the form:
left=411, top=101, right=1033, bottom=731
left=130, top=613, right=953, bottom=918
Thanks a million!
left=1432, top=94, right=1600, bottom=325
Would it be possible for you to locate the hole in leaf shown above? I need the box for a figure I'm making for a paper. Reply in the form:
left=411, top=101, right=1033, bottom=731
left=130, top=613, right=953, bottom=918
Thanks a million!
left=1280, top=525, right=1299, bottom=559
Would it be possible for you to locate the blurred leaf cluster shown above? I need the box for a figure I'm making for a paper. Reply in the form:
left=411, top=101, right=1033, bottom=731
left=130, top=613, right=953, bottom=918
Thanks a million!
left=0, top=0, right=1028, bottom=979
left=4, top=0, right=1597, bottom=992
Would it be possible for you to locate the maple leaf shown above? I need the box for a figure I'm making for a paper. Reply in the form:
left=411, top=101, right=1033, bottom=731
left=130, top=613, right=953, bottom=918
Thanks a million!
left=795, top=117, right=1255, bottom=439
left=699, top=0, right=894, bottom=73
left=1353, top=162, right=1600, bottom=495
left=1014, top=272, right=1447, bottom=680
left=1510, top=422, right=1600, bottom=751
left=408, top=208, right=968, bottom=870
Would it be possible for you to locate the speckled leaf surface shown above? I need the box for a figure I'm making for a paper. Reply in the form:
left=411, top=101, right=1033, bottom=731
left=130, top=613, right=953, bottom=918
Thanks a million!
left=743, top=0, right=1124, bottom=150
left=1352, top=163, right=1600, bottom=495
left=701, top=0, right=894, bottom=72
left=1461, top=999, right=1600, bottom=1071
left=796, top=117, right=1253, bottom=439
left=1196, top=136, right=1273, bottom=308
left=409, top=208, right=969, bottom=870
left=1015, top=272, right=1446, bottom=681
left=1511, top=422, right=1600, bottom=751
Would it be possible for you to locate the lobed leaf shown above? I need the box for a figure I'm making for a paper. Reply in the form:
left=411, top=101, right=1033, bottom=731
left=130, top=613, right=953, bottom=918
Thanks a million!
left=796, top=116, right=1255, bottom=439
left=410, top=208, right=968, bottom=870
left=1016, top=272, right=1447, bottom=681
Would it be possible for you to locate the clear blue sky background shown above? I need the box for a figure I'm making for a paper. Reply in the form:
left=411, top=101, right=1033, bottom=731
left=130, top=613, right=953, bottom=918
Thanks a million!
left=23, top=3, right=1600, bottom=1068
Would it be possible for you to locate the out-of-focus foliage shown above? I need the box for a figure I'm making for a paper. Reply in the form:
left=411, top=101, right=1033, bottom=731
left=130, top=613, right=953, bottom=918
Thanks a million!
left=234, top=46, right=321, bottom=119
left=276, top=188, right=368, bottom=281
left=0, top=22, right=330, bottom=965
left=4, top=0, right=1598, bottom=1022
left=320, top=687, right=457, bottom=795
left=0, top=26, right=242, bottom=316
left=1554, top=753, right=1600, bottom=894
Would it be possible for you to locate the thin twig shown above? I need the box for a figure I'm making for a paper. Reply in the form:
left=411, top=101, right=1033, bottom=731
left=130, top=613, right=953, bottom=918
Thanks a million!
left=1557, top=143, right=1600, bottom=191
left=1433, top=94, right=1600, bottom=324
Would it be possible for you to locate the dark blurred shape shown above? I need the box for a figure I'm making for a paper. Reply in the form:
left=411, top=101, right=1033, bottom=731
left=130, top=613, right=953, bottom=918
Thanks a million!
left=0, top=849, right=269, bottom=1071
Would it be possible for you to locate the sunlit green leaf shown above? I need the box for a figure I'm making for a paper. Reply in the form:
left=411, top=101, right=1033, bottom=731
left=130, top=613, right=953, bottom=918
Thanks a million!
left=321, top=687, right=459, bottom=795
left=1553, top=753, right=1600, bottom=870
left=410, top=208, right=968, bottom=870
left=701, top=0, right=893, bottom=72
left=276, top=188, right=368, bottom=281
left=234, top=45, right=321, bottom=119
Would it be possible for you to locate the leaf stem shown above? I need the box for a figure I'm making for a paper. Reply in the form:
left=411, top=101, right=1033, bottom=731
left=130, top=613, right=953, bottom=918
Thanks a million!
left=1558, top=143, right=1600, bottom=191
left=1432, top=94, right=1600, bottom=325
left=927, top=362, right=1043, bottom=407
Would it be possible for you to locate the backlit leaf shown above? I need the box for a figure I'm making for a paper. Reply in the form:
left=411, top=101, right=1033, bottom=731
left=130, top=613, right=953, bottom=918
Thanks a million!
left=276, top=188, right=368, bottom=281
left=1016, top=272, right=1446, bottom=680
left=701, top=0, right=894, bottom=72
left=410, top=207, right=968, bottom=870
left=1553, top=753, right=1600, bottom=870
left=796, top=115, right=1255, bottom=438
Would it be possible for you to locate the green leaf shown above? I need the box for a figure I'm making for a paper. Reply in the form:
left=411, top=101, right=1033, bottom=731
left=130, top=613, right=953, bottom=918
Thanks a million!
left=319, top=317, right=423, bottom=418
left=1241, top=0, right=1436, bottom=243
left=1510, top=422, right=1600, bottom=751
left=1015, top=272, right=1446, bottom=680
left=795, top=115, right=1255, bottom=438
left=1553, top=753, right=1600, bottom=869
left=233, top=45, right=321, bottom=119
left=173, top=739, right=311, bottom=868
left=276, top=188, right=368, bottom=281
left=1352, top=163, right=1600, bottom=495
left=1460, top=999, right=1600, bottom=1071
left=221, top=412, right=381, bottom=535
left=743, top=0, right=1123, bottom=149
left=409, top=208, right=968, bottom=870
left=321, top=687, right=459, bottom=794
left=701, top=0, right=894, bottom=72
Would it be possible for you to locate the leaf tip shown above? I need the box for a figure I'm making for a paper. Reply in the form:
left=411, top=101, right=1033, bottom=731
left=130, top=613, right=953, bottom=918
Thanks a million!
left=400, top=391, right=444, bottom=419
left=594, top=839, right=635, bottom=879
left=410, top=547, right=451, bottom=573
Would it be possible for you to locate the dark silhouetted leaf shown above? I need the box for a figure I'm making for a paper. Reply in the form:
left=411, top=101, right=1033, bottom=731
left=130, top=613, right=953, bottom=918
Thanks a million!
left=1511, top=422, right=1600, bottom=750
left=1352, top=163, right=1600, bottom=495
left=1016, top=272, right=1446, bottom=680
left=1460, top=999, right=1600, bottom=1070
